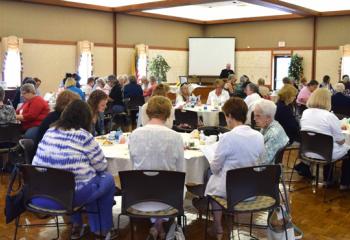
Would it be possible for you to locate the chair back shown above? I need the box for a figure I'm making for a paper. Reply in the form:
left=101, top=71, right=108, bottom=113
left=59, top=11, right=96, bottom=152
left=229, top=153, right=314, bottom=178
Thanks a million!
left=19, top=165, right=75, bottom=212
left=226, top=165, right=281, bottom=212
left=300, top=131, right=333, bottom=162
left=174, top=109, right=198, bottom=128
left=125, top=95, right=145, bottom=111
left=19, top=139, right=35, bottom=164
left=218, top=112, right=227, bottom=127
left=0, top=123, right=21, bottom=145
left=119, top=170, right=185, bottom=214
left=273, top=145, right=287, bottom=164
left=333, top=106, right=350, bottom=117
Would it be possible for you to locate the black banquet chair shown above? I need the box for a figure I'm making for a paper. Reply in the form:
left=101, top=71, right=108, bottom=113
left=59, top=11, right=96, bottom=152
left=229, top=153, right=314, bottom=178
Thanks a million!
left=173, top=109, right=198, bottom=133
left=13, top=165, right=102, bottom=239
left=124, top=95, right=145, bottom=128
left=19, top=139, right=35, bottom=164
left=117, top=170, right=186, bottom=239
left=0, top=123, right=22, bottom=170
left=205, top=165, right=288, bottom=240
left=289, top=131, right=347, bottom=201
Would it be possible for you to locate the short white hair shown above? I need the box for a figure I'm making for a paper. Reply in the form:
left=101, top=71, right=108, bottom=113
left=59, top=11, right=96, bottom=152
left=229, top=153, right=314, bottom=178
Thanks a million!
left=254, top=99, right=277, bottom=118
left=334, top=83, right=345, bottom=93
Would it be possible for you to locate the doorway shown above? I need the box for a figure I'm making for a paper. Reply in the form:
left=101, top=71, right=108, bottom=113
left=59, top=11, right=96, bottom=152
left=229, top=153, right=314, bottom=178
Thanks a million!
left=273, top=55, right=291, bottom=90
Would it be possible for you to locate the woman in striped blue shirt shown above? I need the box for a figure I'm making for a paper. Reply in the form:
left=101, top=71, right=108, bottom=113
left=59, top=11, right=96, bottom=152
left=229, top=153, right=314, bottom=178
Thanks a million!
left=32, top=100, right=116, bottom=239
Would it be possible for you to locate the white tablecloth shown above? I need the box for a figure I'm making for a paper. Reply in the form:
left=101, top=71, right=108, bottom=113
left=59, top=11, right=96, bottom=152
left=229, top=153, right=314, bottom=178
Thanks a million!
left=98, top=133, right=210, bottom=184
left=183, top=105, right=221, bottom=126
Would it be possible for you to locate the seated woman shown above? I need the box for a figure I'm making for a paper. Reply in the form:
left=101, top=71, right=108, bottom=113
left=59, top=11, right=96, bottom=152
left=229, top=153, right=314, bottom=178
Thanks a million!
left=205, top=97, right=265, bottom=239
left=88, top=90, right=108, bottom=136
left=0, top=86, right=16, bottom=124
left=143, top=76, right=158, bottom=97
left=224, top=74, right=237, bottom=96
left=129, top=96, right=184, bottom=239
left=175, top=83, right=192, bottom=105
left=275, top=84, right=300, bottom=143
left=16, top=83, right=49, bottom=138
left=32, top=100, right=116, bottom=239
left=331, top=83, right=350, bottom=114
left=108, top=78, right=125, bottom=114
left=34, top=90, right=80, bottom=152
left=296, top=79, right=318, bottom=114
left=320, top=75, right=334, bottom=92
left=207, top=79, right=230, bottom=106
left=299, top=88, right=350, bottom=189
left=140, top=84, right=175, bottom=128
left=257, top=78, right=270, bottom=99
left=65, top=77, right=85, bottom=101
left=244, top=83, right=261, bottom=125
left=254, top=99, right=289, bottom=164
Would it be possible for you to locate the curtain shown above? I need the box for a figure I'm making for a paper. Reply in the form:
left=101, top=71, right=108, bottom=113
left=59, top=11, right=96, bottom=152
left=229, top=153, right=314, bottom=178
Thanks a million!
left=1, top=36, right=23, bottom=87
left=134, top=44, right=148, bottom=83
left=77, top=40, right=94, bottom=85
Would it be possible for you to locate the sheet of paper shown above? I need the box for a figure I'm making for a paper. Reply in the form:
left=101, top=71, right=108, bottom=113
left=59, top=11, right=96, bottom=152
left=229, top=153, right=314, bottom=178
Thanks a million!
left=199, top=142, right=218, bottom=163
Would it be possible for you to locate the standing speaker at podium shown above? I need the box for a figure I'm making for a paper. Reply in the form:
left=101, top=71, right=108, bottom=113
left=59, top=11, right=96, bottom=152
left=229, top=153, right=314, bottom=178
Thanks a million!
left=219, top=63, right=234, bottom=78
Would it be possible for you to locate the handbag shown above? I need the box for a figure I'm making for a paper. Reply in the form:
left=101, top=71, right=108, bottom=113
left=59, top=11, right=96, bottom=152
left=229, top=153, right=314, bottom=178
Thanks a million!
left=267, top=206, right=303, bottom=240
left=4, top=166, right=26, bottom=224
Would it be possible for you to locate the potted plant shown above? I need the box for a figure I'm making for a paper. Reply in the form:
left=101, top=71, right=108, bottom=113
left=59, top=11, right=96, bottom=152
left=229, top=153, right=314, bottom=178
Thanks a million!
left=288, top=54, right=304, bottom=83
left=148, top=55, right=171, bottom=82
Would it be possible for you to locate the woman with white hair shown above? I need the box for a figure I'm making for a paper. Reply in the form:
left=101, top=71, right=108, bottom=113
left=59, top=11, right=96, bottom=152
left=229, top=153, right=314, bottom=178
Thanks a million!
left=332, top=82, right=350, bottom=114
left=253, top=99, right=289, bottom=164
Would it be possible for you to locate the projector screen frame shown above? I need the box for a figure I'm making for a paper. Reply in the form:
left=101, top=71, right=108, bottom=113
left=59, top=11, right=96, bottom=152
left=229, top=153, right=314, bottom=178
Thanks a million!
left=188, top=37, right=236, bottom=77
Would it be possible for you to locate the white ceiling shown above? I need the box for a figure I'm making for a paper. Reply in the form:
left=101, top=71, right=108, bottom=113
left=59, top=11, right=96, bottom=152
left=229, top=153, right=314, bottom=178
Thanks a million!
left=64, top=0, right=163, bottom=8
left=144, top=1, right=290, bottom=21
left=281, top=0, right=350, bottom=12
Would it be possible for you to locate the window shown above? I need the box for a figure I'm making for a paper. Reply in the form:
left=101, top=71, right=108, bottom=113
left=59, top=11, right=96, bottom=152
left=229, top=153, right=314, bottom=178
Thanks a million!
left=3, top=49, right=21, bottom=88
left=78, top=51, right=92, bottom=85
left=342, top=56, right=350, bottom=77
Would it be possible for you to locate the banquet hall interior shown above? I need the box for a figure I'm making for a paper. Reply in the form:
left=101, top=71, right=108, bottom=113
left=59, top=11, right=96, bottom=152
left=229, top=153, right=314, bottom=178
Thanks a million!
left=1, top=0, right=350, bottom=239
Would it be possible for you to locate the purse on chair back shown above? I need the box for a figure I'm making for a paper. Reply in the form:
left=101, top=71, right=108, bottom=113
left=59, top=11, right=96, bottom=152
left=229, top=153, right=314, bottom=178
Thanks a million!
left=4, top=166, right=26, bottom=224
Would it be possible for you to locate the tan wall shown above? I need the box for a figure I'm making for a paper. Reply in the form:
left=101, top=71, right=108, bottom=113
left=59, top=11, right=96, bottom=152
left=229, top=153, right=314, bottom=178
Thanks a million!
left=205, top=18, right=314, bottom=49
left=317, top=16, right=350, bottom=47
left=0, top=0, right=113, bottom=43
left=315, top=50, right=341, bottom=84
left=116, top=14, right=204, bottom=48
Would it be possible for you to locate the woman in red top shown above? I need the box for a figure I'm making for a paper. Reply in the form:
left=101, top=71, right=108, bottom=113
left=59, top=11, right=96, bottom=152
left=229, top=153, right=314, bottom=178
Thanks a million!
left=16, top=83, right=49, bottom=132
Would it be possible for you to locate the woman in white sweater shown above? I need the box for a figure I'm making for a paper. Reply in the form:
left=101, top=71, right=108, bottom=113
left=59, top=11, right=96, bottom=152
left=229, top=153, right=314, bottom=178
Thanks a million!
left=129, top=96, right=184, bottom=239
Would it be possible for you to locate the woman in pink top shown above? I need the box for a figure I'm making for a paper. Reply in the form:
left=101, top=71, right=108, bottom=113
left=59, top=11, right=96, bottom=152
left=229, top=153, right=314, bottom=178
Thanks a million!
left=296, top=80, right=318, bottom=114
left=143, top=76, right=158, bottom=97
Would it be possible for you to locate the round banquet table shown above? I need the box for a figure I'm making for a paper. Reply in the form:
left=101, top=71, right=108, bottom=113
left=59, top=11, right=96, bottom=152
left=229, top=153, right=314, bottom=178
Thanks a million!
left=183, top=105, right=221, bottom=126
left=97, top=133, right=210, bottom=184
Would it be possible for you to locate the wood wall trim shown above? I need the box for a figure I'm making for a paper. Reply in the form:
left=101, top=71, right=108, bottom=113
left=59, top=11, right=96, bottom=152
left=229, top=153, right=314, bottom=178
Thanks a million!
left=126, top=11, right=204, bottom=24
left=311, top=16, right=317, bottom=79
left=236, top=47, right=312, bottom=51
left=316, top=46, right=339, bottom=50
left=117, top=44, right=188, bottom=51
left=22, top=39, right=113, bottom=47
left=113, top=12, right=117, bottom=75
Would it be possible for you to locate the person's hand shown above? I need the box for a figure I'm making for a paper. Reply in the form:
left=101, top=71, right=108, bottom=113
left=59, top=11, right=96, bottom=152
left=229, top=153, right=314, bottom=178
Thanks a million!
left=16, top=114, right=24, bottom=121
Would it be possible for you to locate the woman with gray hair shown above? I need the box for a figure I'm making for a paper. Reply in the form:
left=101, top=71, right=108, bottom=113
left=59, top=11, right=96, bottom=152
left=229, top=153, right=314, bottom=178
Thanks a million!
left=0, top=86, right=16, bottom=124
left=16, top=83, right=49, bottom=134
left=253, top=99, right=289, bottom=164
left=331, top=82, right=350, bottom=114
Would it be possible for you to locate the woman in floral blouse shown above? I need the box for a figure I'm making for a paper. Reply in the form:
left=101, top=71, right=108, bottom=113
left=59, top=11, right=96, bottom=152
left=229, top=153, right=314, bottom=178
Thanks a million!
left=0, top=86, right=16, bottom=124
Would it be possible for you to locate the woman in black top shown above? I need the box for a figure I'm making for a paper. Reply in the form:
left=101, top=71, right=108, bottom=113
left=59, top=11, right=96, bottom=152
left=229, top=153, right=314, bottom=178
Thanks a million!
left=275, top=84, right=300, bottom=143
left=109, top=80, right=125, bottom=113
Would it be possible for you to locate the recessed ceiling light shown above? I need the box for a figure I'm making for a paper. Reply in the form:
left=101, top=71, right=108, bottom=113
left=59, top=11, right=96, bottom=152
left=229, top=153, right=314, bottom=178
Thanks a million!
left=64, top=0, right=163, bottom=8
left=144, top=1, right=290, bottom=21
left=281, top=0, right=350, bottom=12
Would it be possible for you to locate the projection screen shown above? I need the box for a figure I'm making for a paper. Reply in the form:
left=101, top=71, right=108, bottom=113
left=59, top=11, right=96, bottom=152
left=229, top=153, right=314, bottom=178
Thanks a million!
left=188, top=37, right=236, bottom=76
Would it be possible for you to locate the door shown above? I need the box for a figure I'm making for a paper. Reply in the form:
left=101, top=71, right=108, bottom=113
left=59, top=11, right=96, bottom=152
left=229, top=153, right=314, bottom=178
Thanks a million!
left=274, top=55, right=291, bottom=90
